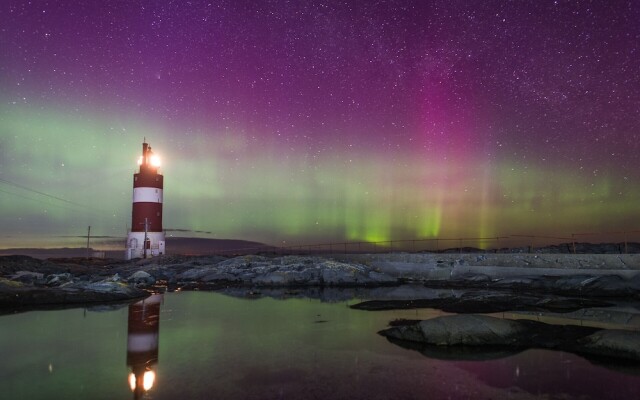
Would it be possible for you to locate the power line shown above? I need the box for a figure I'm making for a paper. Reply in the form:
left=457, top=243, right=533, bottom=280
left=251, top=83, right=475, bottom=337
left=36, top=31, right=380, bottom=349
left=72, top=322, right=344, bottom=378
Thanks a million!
left=0, top=177, right=88, bottom=208
left=0, top=187, right=77, bottom=212
left=0, top=177, right=113, bottom=216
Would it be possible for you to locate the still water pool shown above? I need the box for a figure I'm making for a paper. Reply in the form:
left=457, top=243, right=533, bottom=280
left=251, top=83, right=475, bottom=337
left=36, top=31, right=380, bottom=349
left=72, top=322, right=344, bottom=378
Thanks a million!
left=1, top=290, right=639, bottom=399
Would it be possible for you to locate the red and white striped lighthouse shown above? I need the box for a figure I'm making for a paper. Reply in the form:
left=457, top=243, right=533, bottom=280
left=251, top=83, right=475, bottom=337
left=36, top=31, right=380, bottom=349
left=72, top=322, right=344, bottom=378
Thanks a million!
left=125, top=140, right=165, bottom=260
left=126, top=293, right=162, bottom=397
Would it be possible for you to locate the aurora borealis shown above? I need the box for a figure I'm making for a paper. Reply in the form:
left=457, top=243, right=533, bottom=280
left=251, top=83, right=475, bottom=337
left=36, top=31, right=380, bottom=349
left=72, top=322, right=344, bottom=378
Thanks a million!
left=1, top=1, right=639, bottom=250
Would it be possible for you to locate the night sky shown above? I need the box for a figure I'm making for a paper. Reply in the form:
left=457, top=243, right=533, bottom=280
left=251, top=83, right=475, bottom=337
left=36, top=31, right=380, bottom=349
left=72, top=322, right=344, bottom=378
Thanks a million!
left=1, top=0, right=639, bottom=249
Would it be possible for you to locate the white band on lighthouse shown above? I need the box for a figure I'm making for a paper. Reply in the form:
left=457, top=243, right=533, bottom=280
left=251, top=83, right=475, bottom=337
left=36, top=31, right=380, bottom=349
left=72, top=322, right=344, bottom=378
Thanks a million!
left=127, top=333, right=160, bottom=353
left=133, top=187, right=163, bottom=203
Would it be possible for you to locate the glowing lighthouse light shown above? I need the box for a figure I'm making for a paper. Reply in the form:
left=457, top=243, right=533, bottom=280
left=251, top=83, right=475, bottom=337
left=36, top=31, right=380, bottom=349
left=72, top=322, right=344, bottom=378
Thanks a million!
left=125, top=140, right=166, bottom=260
left=150, top=154, right=161, bottom=167
left=138, top=154, right=161, bottom=167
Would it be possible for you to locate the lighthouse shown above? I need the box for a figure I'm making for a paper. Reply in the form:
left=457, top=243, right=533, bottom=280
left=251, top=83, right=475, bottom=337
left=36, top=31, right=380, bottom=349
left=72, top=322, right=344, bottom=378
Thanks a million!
left=126, top=294, right=162, bottom=399
left=125, top=140, right=165, bottom=260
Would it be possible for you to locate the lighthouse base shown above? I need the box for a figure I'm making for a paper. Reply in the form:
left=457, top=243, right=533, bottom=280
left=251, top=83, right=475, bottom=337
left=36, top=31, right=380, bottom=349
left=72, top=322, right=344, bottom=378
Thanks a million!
left=125, top=232, right=165, bottom=260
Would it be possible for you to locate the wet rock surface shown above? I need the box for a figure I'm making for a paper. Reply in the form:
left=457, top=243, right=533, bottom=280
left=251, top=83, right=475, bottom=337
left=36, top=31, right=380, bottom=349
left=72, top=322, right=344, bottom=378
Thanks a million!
left=424, top=273, right=640, bottom=297
left=171, top=255, right=397, bottom=286
left=380, top=314, right=640, bottom=362
left=351, top=291, right=614, bottom=313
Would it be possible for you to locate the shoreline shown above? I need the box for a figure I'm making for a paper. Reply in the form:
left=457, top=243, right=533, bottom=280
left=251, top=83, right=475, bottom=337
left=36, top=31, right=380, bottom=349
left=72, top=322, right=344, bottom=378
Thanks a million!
left=1, top=253, right=639, bottom=310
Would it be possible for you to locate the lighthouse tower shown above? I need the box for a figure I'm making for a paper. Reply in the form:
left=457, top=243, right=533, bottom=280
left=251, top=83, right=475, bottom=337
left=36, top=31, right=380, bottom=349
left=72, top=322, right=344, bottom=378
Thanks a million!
left=125, top=140, right=165, bottom=260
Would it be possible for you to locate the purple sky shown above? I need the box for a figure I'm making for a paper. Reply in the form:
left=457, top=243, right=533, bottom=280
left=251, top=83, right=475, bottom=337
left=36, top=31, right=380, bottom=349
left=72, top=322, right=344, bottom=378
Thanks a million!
left=1, top=1, right=639, bottom=248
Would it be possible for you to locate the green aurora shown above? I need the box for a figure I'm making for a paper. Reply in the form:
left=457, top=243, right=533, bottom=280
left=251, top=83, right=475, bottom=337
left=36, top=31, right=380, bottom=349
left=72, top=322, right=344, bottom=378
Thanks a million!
left=1, top=101, right=638, bottom=250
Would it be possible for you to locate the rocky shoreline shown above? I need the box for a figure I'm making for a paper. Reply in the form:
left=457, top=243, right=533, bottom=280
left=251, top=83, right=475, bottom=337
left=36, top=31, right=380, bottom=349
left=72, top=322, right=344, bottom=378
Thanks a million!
left=2, top=252, right=640, bottom=363
left=1, top=253, right=640, bottom=310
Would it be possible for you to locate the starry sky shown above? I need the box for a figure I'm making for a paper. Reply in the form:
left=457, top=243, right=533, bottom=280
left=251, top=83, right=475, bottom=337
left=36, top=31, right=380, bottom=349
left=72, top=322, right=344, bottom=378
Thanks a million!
left=1, top=0, right=639, bottom=250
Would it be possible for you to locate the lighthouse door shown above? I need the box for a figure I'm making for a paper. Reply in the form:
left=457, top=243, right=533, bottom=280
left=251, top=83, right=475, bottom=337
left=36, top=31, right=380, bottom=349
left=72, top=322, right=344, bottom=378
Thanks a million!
left=145, top=239, right=151, bottom=249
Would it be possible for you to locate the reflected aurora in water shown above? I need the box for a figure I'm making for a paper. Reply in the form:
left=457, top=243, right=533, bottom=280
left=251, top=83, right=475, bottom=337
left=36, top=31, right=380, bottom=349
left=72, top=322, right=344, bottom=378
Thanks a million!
left=0, top=291, right=639, bottom=399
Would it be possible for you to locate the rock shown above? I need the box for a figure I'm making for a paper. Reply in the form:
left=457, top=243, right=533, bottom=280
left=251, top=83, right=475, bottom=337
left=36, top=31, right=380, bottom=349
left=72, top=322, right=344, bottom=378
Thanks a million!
left=383, top=315, right=526, bottom=346
left=319, top=260, right=395, bottom=285
left=201, top=272, right=238, bottom=283
left=0, top=256, right=61, bottom=275
left=217, top=255, right=270, bottom=269
left=0, top=277, right=23, bottom=288
left=579, top=329, right=640, bottom=361
left=368, top=270, right=397, bottom=284
left=351, top=291, right=612, bottom=313
left=251, top=267, right=320, bottom=285
left=252, top=272, right=289, bottom=285
left=169, top=256, right=396, bottom=287
left=176, top=268, right=211, bottom=281
left=379, top=315, right=640, bottom=362
left=46, top=273, right=73, bottom=287
left=0, top=278, right=148, bottom=308
left=146, top=267, right=177, bottom=283
left=128, top=271, right=156, bottom=287
left=76, top=281, right=131, bottom=294
left=10, top=271, right=44, bottom=284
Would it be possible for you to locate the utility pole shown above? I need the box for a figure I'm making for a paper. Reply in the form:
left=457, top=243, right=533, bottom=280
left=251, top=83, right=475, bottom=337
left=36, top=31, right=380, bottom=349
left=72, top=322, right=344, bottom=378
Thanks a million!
left=143, top=218, right=149, bottom=259
left=86, top=226, right=91, bottom=259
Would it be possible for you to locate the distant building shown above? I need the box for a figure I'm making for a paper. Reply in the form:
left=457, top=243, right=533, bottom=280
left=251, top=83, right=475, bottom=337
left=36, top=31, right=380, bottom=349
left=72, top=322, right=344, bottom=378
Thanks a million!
left=91, top=251, right=106, bottom=259
left=125, top=140, right=165, bottom=260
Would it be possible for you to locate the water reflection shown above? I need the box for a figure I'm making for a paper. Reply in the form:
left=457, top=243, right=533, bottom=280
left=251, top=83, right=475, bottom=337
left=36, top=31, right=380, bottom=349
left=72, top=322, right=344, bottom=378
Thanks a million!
left=126, top=294, right=163, bottom=399
left=2, top=290, right=640, bottom=399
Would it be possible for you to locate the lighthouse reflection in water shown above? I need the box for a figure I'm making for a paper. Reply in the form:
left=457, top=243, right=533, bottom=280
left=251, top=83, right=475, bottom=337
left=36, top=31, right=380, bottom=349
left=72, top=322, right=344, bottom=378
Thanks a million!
left=126, top=294, right=162, bottom=399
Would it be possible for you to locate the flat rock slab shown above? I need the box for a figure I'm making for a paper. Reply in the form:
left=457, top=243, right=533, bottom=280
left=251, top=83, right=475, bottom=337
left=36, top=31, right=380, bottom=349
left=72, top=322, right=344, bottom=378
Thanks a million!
left=171, top=256, right=398, bottom=286
left=380, top=314, right=640, bottom=362
left=351, top=292, right=613, bottom=313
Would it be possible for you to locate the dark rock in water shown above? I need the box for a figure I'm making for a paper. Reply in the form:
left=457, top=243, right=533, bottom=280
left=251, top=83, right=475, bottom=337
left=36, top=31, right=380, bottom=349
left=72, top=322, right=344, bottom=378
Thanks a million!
left=379, top=315, right=640, bottom=362
left=382, top=315, right=527, bottom=346
left=351, top=291, right=613, bottom=313
left=385, top=336, right=524, bottom=361
left=579, top=330, right=640, bottom=361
